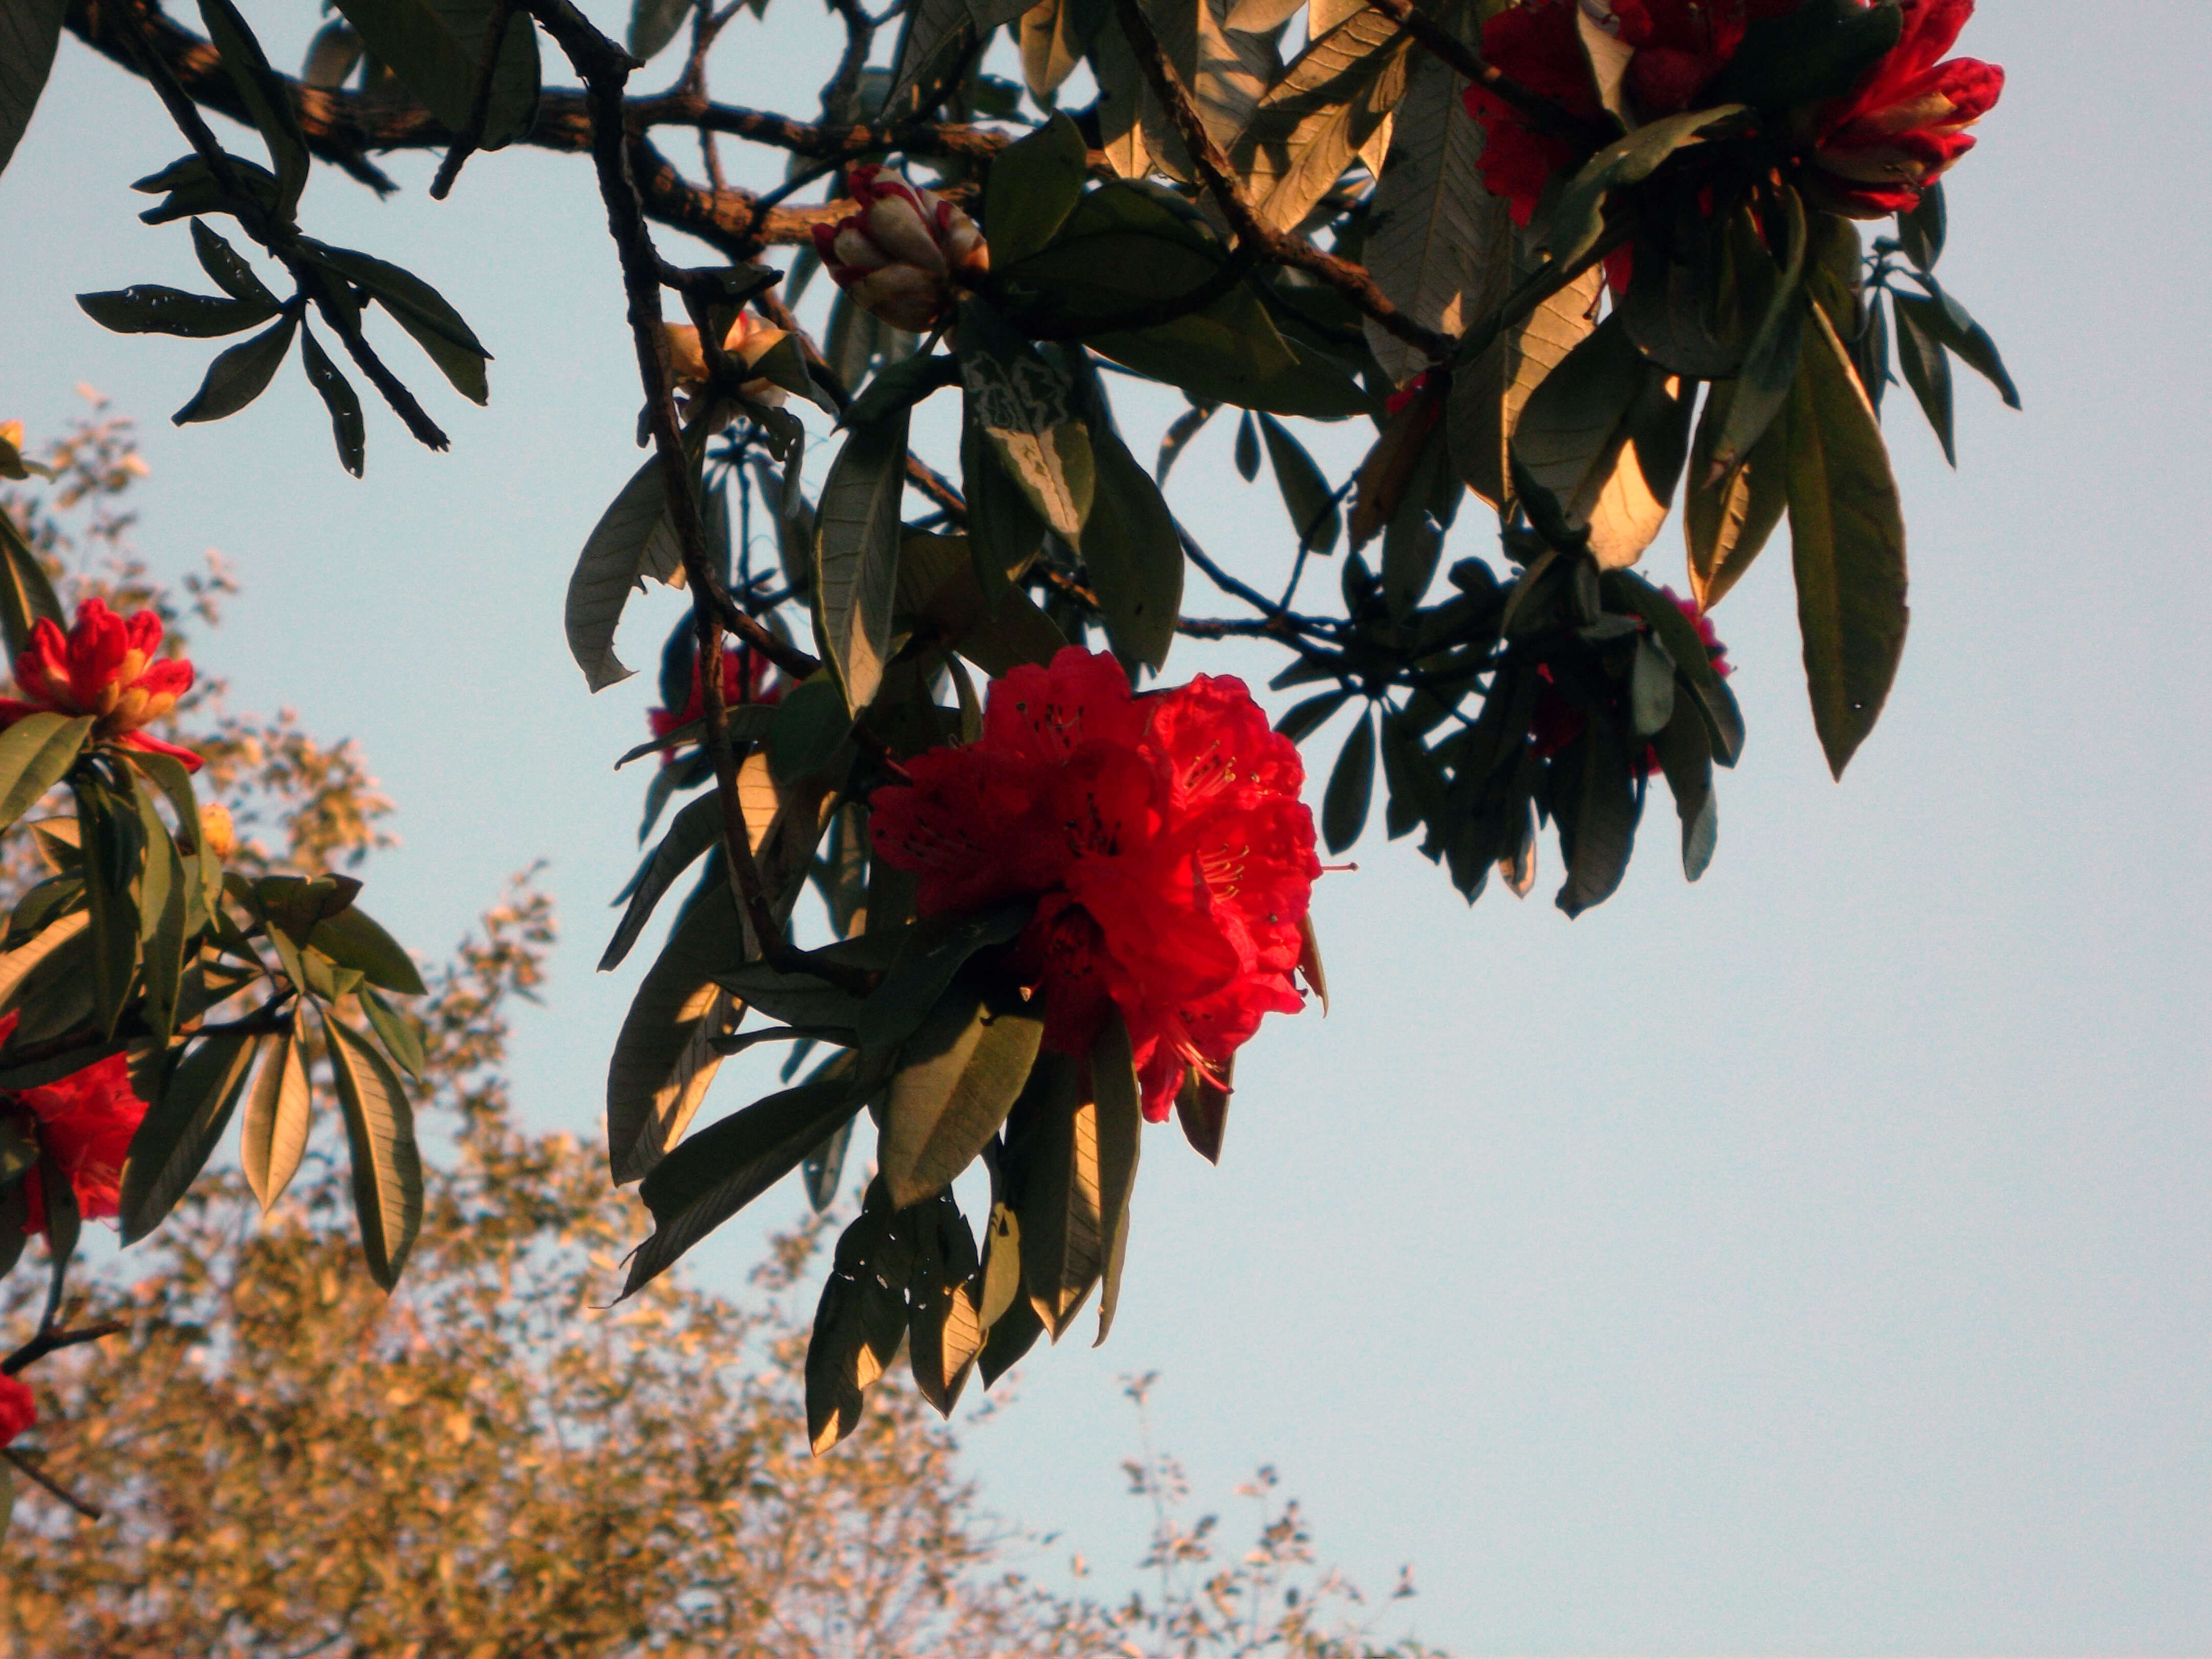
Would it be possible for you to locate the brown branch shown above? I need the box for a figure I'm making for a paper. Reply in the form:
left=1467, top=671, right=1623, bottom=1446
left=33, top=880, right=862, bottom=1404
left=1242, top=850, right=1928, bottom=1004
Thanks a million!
left=1108, top=0, right=1449, bottom=363
left=2, top=1318, right=128, bottom=1377
left=2, top=1448, right=105, bottom=1520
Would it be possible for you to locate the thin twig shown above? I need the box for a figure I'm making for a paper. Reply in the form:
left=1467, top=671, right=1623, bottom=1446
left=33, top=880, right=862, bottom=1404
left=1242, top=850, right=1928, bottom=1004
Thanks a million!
left=2, top=1318, right=129, bottom=1377
left=2, top=1448, right=104, bottom=1520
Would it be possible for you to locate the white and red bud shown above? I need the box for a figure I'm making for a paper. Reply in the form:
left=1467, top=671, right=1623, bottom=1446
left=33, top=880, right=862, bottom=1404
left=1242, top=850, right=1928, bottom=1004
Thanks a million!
left=812, top=166, right=988, bottom=334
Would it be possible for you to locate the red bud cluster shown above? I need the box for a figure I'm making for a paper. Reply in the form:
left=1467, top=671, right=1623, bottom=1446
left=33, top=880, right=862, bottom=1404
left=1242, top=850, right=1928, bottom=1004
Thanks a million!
left=811, top=166, right=989, bottom=335
left=0, top=597, right=201, bottom=771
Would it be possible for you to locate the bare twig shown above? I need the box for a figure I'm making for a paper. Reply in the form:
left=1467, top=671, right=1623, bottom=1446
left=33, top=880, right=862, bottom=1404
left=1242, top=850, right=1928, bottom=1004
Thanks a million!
left=2, top=1448, right=105, bottom=1520
left=2, top=1318, right=129, bottom=1377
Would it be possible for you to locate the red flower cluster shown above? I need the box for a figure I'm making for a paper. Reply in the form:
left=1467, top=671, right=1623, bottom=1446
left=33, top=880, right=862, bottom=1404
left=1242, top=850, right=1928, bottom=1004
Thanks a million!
left=1533, top=587, right=1731, bottom=771
left=0, top=1372, right=32, bottom=1446
left=0, top=597, right=200, bottom=771
left=812, top=166, right=990, bottom=335
left=0, top=1011, right=151, bottom=1235
left=1464, top=0, right=2001, bottom=222
left=647, top=646, right=782, bottom=763
left=871, top=649, right=1321, bottom=1122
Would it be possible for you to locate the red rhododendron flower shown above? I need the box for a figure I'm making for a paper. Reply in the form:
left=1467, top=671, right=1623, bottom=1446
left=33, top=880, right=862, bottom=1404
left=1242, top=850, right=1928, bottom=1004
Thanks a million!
left=0, top=1372, right=32, bottom=1445
left=1462, top=0, right=1607, bottom=228
left=870, top=648, right=1320, bottom=1122
left=0, top=1012, right=151, bottom=1234
left=1810, top=0, right=2002, bottom=217
left=812, top=166, right=989, bottom=335
left=1532, top=587, right=1731, bottom=773
left=647, top=646, right=782, bottom=764
left=0, top=597, right=200, bottom=771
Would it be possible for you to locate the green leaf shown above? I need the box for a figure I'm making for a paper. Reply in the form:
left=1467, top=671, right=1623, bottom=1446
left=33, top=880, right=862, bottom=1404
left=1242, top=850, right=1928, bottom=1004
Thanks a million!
left=985, top=111, right=1089, bottom=266
left=1088, top=1006, right=1141, bottom=1347
left=626, top=1068, right=871, bottom=1296
left=1258, top=414, right=1340, bottom=555
left=1627, top=631, right=1676, bottom=738
left=77, top=286, right=281, bottom=337
left=1229, top=3, right=1411, bottom=233
left=1898, top=280, right=2018, bottom=408
left=767, top=675, right=852, bottom=786
left=36, top=1143, right=77, bottom=1324
left=1606, top=569, right=1745, bottom=766
left=191, top=218, right=278, bottom=306
left=564, top=425, right=706, bottom=692
left=324, top=1009, right=423, bottom=1289
left=1233, top=410, right=1260, bottom=481
left=1786, top=302, right=1909, bottom=779
left=978, top=1199, right=1023, bottom=1327
left=1897, top=181, right=1944, bottom=272
left=906, top=1189, right=985, bottom=1414
left=299, top=324, right=366, bottom=477
left=197, top=0, right=311, bottom=213
left=0, top=0, right=66, bottom=181
left=117, top=1030, right=259, bottom=1243
left=958, top=297, right=1094, bottom=542
left=0, top=507, right=63, bottom=662
left=1322, top=708, right=1375, bottom=855
left=1705, top=0, right=1902, bottom=112
left=1649, top=694, right=1717, bottom=881
left=1684, top=376, right=1789, bottom=611
left=1707, top=191, right=1808, bottom=477
left=1553, top=719, right=1639, bottom=919
left=1274, top=688, right=1350, bottom=745
left=360, top=984, right=427, bottom=1081
left=1096, top=317, right=1369, bottom=418
left=805, top=1189, right=914, bottom=1450
left=172, top=313, right=298, bottom=425
left=239, top=1012, right=311, bottom=1210
left=296, top=239, right=491, bottom=402
left=1379, top=710, right=1447, bottom=840
left=842, top=348, right=960, bottom=429
left=1079, top=425, right=1184, bottom=672
left=1509, top=313, right=1694, bottom=571
left=133, top=152, right=284, bottom=226
left=607, top=874, right=747, bottom=1183
left=854, top=900, right=1032, bottom=1058
left=130, top=782, right=187, bottom=1045
left=627, top=0, right=694, bottom=61
left=1003, top=1052, right=1103, bottom=1340
left=309, top=903, right=425, bottom=994
left=1890, top=289, right=1954, bottom=466
left=0, top=712, right=90, bottom=831
left=878, top=976, right=1045, bottom=1210
left=961, top=403, right=1046, bottom=600
left=328, top=0, right=541, bottom=149
left=815, top=407, right=910, bottom=714
left=601, top=790, right=720, bottom=972
left=74, top=781, right=140, bottom=1040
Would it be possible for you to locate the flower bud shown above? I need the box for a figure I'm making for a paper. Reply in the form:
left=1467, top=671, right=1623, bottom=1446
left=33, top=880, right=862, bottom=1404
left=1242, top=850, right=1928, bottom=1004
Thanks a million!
left=811, top=166, right=989, bottom=335
left=199, top=801, right=237, bottom=861
left=660, top=310, right=794, bottom=416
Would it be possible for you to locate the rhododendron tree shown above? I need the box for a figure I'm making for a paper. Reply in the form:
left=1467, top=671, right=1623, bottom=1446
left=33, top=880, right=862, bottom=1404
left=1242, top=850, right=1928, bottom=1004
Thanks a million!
left=2, top=0, right=2019, bottom=1459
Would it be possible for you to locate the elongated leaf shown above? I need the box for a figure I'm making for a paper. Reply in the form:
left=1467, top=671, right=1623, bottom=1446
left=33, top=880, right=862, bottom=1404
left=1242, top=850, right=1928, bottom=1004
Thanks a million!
left=198, top=0, right=311, bottom=212
left=985, top=113, right=1086, bottom=263
left=601, top=791, right=721, bottom=971
left=1363, top=30, right=1507, bottom=388
left=0, top=712, right=90, bottom=830
left=1542, top=106, right=1746, bottom=269
left=1258, top=413, right=1339, bottom=554
left=130, top=785, right=186, bottom=1045
left=879, top=978, right=1045, bottom=1209
left=324, top=1009, right=422, bottom=1288
left=1079, top=425, right=1183, bottom=671
left=1684, top=377, right=1788, bottom=610
left=1890, top=288, right=1954, bottom=464
left=296, top=239, right=491, bottom=402
left=1450, top=262, right=1602, bottom=512
left=298, top=324, right=366, bottom=477
left=1005, top=1053, right=1103, bottom=1339
left=1089, top=1007, right=1141, bottom=1346
left=118, top=1030, right=259, bottom=1243
left=360, top=984, right=427, bottom=1081
left=0, top=507, right=63, bottom=661
left=565, top=443, right=691, bottom=692
left=885, top=0, right=973, bottom=113
left=1649, top=694, right=1717, bottom=881
left=805, top=1192, right=913, bottom=1449
left=958, top=299, right=1093, bottom=541
left=1020, top=0, right=1104, bottom=102
left=1229, top=4, right=1411, bottom=233
left=815, top=407, right=911, bottom=713
left=329, top=0, right=540, bottom=148
left=1707, top=193, right=1807, bottom=476
left=1146, top=0, right=1275, bottom=167
left=192, top=218, right=277, bottom=306
left=308, top=903, right=424, bottom=995
left=1607, top=569, right=1744, bottom=766
left=627, top=1070, right=870, bottom=1295
left=607, top=878, right=747, bottom=1183
left=0, top=908, right=85, bottom=1015
left=239, top=1013, right=311, bottom=1210
left=77, top=286, right=281, bottom=337
left=174, top=313, right=297, bottom=426
left=907, top=1191, right=985, bottom=1414
left=1553, top=719, right=1638, bottom=918
left=0, top=0, right=65, bottom=180
left=1786, top=303, right=1908, bottom=778
left=1321, top=707, right=1375, bottom=854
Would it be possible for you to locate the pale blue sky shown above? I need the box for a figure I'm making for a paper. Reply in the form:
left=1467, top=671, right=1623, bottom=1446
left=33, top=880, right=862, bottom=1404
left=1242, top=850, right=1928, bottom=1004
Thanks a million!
left=4, top=1, right=2208, bottom=1649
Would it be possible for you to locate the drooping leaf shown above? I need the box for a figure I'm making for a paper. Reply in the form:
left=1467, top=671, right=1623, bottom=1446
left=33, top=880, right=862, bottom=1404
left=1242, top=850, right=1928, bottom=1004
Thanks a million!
left=117, top=1030, right=259, bottom=1244
left=295, top=239, right=491, bottom=402
left=1890, top=288, right=1954, bottom=465
left=0, top=712, right=91, bottom=831
left=601, top=791, right=722, bottom=973
left=1648, top=694, right=1717, bottom=881
left=1003, top=1053, right=1102, bottom=1339
left=1088, top=1007, right=1141, bottom=1346
left=309, top=903, right=426, bottom=994
left=1229, top=3, right=1411, bottom=234
left=1684, top=376, right=1789, bottom=610
left=879, top=977, right=1045, bottom=1209
left=628, top=0, right=695, bottom=61
left=0, top=0, right=66, bottom=181
left=324, top=1008, right=423, bottom=1289
left=1552, top=719, right=1639, bottom=918
left=0, top=506, right=63, bottom=661
left=1258, top=413, right=1340, bottom=554
left=814, top=407, right=911, bottom=714
left=906, top=1189, right=985, bottom=1413
left=1785, top=303, right=1909, bottom=779
left=564, top=430, right=702, bottom=692
left=987, top=111, right=1090, bottom=265
left=957, top=297, right=1094, bottom=542
left=1450, top=261, right=1602, bottom=512
left=239, top=1010, right=312, bottom=1210
left=1321, top=707, right=1375, bottom=854
left=328, top=0, right=541, bottom=148
left=300, top=324, right=367, bottom=477
left=1079, top=425, right=1184, bottom=671
left=173, top=313, right=299, bottom=426
left=1540, top=105, right=1746, bottom=271
left=197, top=0, right=311, bottom=212
left=805, top=1189, right=914, bottom=1449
